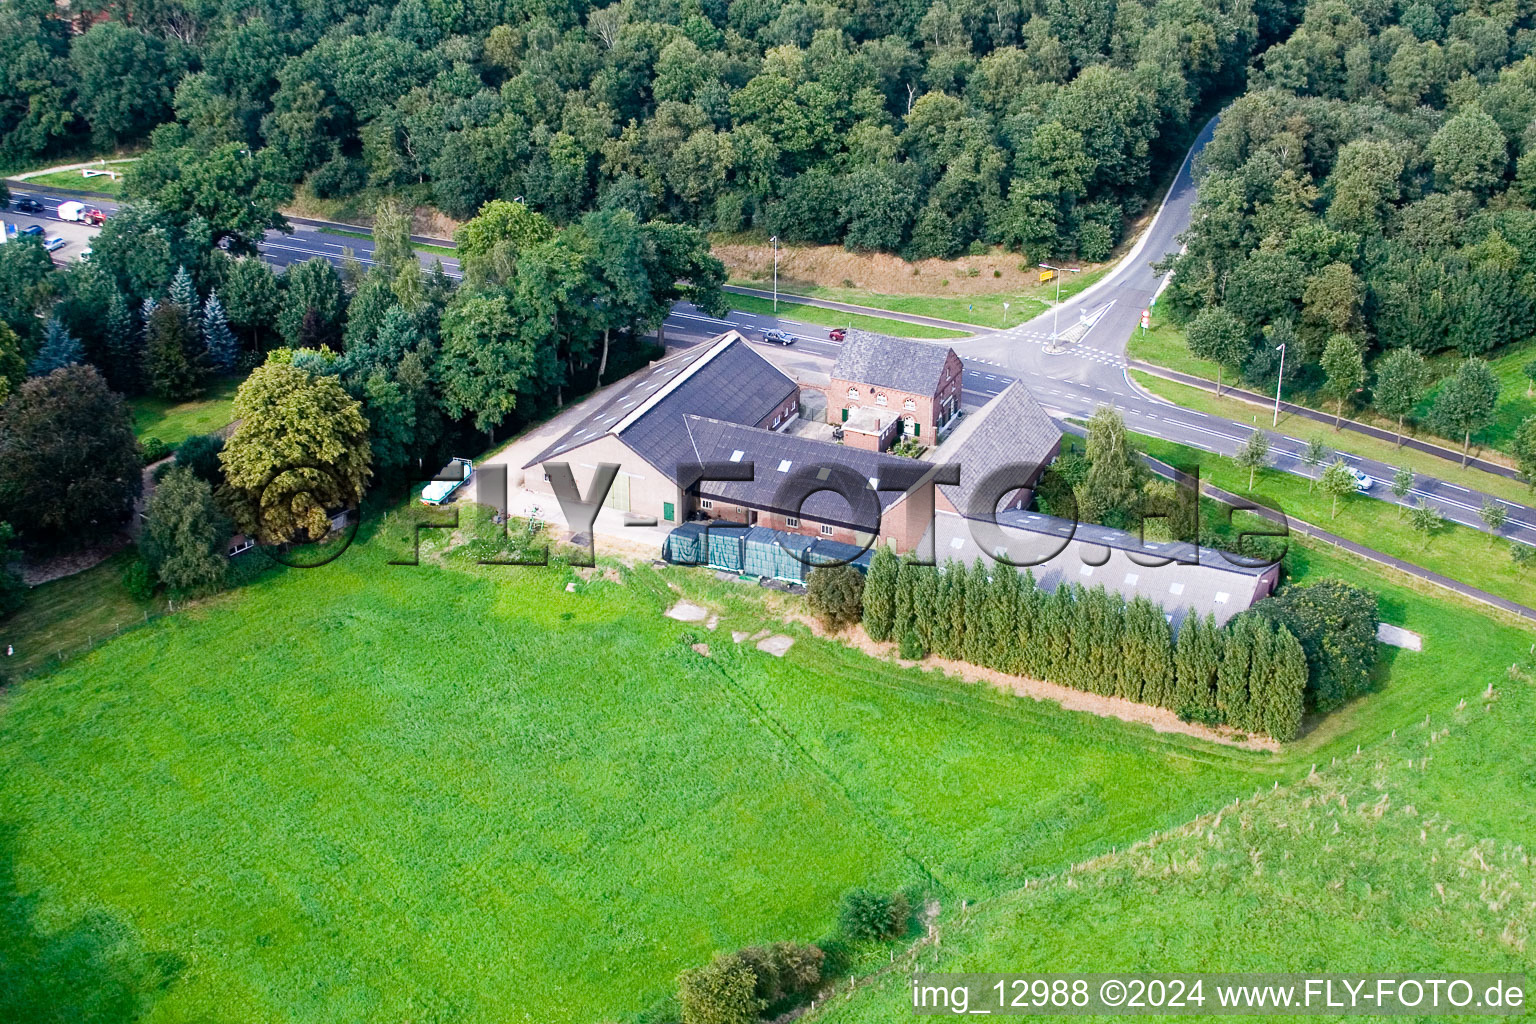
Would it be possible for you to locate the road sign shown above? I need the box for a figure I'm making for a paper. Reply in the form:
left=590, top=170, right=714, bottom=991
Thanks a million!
left=1140, top=309, right=1151, bottom=329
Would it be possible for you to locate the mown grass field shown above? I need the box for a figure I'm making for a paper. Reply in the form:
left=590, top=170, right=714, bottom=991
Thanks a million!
left=15, top=166, right=129, bottom=196
left=2, top=496, right=1532, bottom=1021
left=129, top=377, right=241, bottom=445
left=0, top=514, right=1274, bottom=1023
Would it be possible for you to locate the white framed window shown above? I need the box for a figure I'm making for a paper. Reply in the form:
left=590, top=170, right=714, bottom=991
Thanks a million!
left=1079, top=565, right=1094, bottom=577
left=1214, top=591, right=1230, bottom=604
left=1169, top=582, right=1185, bottom=595
left=771, top=415, right=780, bottom=427
left=876, top=393, right=887, bottom=406
left=786, top=516, right=800, bottom=528
left=700, top=499, right=713, bottom=510
left=820, top=524, right=834, bottom=536
left=847, top=386, right=858, bottom=399
left=1124, top=573, right=1139, bottom=586
left=904, top=398, right=915, bottom=410
left=777, top=459, right=793, bottom=472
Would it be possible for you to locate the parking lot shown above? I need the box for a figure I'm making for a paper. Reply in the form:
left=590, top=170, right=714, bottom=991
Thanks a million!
left=1, top=196, right=102, bottom=262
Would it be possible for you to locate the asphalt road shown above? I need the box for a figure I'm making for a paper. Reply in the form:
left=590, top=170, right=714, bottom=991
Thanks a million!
left=9, top=160, right=1536, bottom=549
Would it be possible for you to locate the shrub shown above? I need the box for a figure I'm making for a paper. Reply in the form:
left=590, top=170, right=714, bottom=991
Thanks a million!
left=1249, top=577, right=1378, bottom=710
left=121, top=556, right=155, bottom=600
left=175, top=433, right=226, bottom=486
left=677, top=953, right=763, bottom=1024
left=739, top=941, right=823, bottom=1006
left=837, top=887, right=909, bottom=941
left=898, top=630, right=927, bottom=660
left=807, top=564, right=864, bottom=629
left=140, top=436, right=174, bottom=465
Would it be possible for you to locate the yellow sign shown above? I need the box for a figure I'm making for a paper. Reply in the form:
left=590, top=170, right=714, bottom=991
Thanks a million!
left=1039, top=269, right=1056, bottom=282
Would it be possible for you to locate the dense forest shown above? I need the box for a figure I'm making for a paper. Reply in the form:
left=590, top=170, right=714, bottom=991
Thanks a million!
left=1161, top=0, right=1536, bottom=453
left=4, top=0, right=1297, bottom=259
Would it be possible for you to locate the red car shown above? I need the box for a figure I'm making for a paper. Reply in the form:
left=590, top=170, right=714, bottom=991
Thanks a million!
left=828, top=328, right=846, bottom=341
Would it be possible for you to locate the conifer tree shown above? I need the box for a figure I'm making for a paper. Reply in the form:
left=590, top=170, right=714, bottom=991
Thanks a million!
left=1043, top=584, right=1073, bottom=683
left=941, top=560, right=968, bottom=660
left=1012, top=570, right=1042, bottom=677
left=962, top=558, right=991, bottom=665
left=29, top=317, right=83, bottom=376
left=892, top=560, right=918, bottom=643
left=1215, top=616, right=1256, bottom=729
left=912, top=564, right=939, bottom=652
left=103, top=290, right=140, bottom=393
left=862, top=546, right=899, bottom=641
left=1263, top=625, right=1308, bottom=741
left=169, top=264, right=198, bottom=313
left=140, top=297, right=158, bottom=347
left=202, top=290, right=240, bottom=372
left=1242, top=617, right=1276, bottom=734
left=985, top=566, right=1020, bottom=673
left=1173, top=614, right=1221, bottom=723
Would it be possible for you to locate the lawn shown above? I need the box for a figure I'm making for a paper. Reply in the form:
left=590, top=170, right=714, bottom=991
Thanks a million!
left=725, top=292, right=970, bottom=340
left=1131, top=371, right=1536, bottom=507
left=1434, top=337, right=1536, bottom=453
left=318, top=226, right=456, bottom=257
left=0, top=513, right=1276, bottom=1023
left=1131, top=426, right=1536, bottom=610
left=19, top=167, right=127, bottom=196
left=129, top=378, right=240, bottom=446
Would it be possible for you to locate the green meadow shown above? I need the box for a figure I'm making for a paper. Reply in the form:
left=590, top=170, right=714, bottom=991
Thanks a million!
left=1, top=501, right=1533, bottom=1022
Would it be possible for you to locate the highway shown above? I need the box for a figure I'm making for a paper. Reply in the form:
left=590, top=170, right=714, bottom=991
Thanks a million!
left=9, top=160, right=1536, bottom=549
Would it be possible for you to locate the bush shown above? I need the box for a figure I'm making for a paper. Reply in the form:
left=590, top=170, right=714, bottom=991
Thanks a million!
left=140, top=436, right=174, bottom=464
left=807, top=564, right=864, bottom=630
left=738, top=942, right=823, bottom=1007
left=175, top=433, right=226, bottom=486
left=0, top=522, right=24, bottom=619
left=1249, top=577, right=1379, bottom=711
left=837, top=887, right=909, bottom=941
left=898, top=630, right=927, bottom=659
left=677, top=953, right=763, bottom=1024
left=121, top=556, right=155, bottom=600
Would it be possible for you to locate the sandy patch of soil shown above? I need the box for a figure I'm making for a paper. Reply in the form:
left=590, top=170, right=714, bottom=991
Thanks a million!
left=690, top=642, right=711, bottom=656
left=714, top=241, right=1102, bottom=297
left=755, top=634, right=795, bottom=657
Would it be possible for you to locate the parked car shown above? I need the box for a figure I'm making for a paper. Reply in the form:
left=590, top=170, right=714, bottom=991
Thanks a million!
left=1349, top=467, right=1373, bottom=493
left=43, top=236, right=67, bottom=253
left=764, top=329, right=794, bottom=345
left=828, top=328, right=846, bottom=341
left=18, top=224, right=43, bottom=237
left=14, top=196, right=43, bottom=214
left=77, top=244, right=92, bottom=262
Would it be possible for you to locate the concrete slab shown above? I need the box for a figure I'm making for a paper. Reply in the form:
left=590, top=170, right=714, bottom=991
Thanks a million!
left=664, top=600, right=708, bottom=622
left=1377, top=622, right=1422, bottom=651
left=756, top=634, right=794, bottom=657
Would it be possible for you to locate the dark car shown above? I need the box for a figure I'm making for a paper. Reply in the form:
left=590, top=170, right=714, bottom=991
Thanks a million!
left=764, top=329, right=794, bottom=345
left=828, top=328, right=846, bottom=341
left=19, top=224, right=43, bottom=237
left=13, top=196, right=43, bottom=214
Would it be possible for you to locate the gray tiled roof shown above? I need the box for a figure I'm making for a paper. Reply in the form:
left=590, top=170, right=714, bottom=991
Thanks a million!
left=929, top=510, right=1276, bottom=629
left=831, top=329, right=954, bottom=395
left=933, top=381, right=1063, bottom=515
left=681, top=416, right=918, bottom=530
left=524, top=333, right=797, bottom=469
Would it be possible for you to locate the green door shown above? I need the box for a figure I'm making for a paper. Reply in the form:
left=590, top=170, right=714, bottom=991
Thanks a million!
left=663, top=501, right=675, bottom=522
left=841, top=407, right=849, bottom=422
left=913, top=422, right=920, bottom=437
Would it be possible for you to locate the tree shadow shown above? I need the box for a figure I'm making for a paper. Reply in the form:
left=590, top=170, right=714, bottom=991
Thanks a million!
left=0, top=823, right=185, bottom=1023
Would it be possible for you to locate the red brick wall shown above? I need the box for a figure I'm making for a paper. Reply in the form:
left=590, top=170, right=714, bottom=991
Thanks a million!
left=828, top=349, right=964, bottom=441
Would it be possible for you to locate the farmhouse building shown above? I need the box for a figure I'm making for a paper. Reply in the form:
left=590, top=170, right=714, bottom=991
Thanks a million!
left=523, top=332, right=933, bottom=547
left=829, top=330, right=964, bottom=446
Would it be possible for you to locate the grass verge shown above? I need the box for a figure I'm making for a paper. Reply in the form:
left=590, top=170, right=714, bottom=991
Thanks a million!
left=728, top=280, right=1083, bottom=330
left=1130, top=370, right=1536, bottom=507
left=318, top=226, right=456, bottom=257
left=726, top=292, right=970, bottom=339
left=18, top=167, right=127, bottom=195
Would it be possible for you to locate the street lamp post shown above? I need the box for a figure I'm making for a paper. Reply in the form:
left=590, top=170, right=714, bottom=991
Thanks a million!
left=1273, top=342, right=1286, bottom=427
left=1037, top=263, right=1079, bottom=341
left=770, top=235, right=779, bottom=313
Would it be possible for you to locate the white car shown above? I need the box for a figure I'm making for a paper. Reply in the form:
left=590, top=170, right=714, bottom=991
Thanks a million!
left=42, top=236, right=66, bottom=253
left=1349, top=467, right=1373, bottom=492
left=77, top=244, right=92, bottom=262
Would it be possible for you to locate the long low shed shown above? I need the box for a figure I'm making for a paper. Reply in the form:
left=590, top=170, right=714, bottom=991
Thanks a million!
left=663, top=524, right=873, bottom=581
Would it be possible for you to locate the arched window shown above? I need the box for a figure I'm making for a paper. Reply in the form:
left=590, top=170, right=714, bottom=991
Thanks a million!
left=847, top=386, right=858, bottom=399
left=903, top=398, right=915, bottom=411
left=876, top=393, right=887, bottom=406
